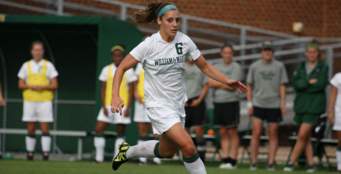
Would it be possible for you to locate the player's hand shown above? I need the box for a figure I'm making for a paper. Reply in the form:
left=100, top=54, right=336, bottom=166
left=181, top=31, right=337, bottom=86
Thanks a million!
left=111, top=96, right=124, bottom=115
left=309, top=78, right=318, bottom=84
left=189, top=99, right=201, bottom=107
left=102, top=107, right=109, bottom=116
left=328, top=112, right=335, bottom=125
left=226, top=80, right=248, bottom=93
left=30, top=86, right=45, bottom=91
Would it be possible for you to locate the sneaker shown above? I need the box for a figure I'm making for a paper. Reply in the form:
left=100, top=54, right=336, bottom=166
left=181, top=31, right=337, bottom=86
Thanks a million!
left=219, top=163, right=236, bottom=169
left=112, top=142, right=129, bottom=171
left=306, top=165, right=316, bottom=173
left=138, top=157, right=147, bottom=164
left=42, top=152, right=49, bottom=161
left=283, top=164, right=294, bottom=172
left=249, top=164, right=257, bottom=171
left=267, top=164, right=275, bottom=171
left=26, top=152, right=34, bottom=161
left=152, top=157, right=162, bottom=165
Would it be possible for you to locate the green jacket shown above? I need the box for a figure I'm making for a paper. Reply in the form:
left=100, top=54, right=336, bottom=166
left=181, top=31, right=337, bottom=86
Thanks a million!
left=293, top=61, right=329, bottom=115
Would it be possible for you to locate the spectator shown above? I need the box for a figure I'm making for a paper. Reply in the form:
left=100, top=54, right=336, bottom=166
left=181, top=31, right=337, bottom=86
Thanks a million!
left=208, top=43, right=243, bottom=169
left=284, top=42, right=329, bottom=172
left=18, top=41, right=59, bottom=160
left=247, top=41, right=288, bottom=171
left=184, top=59, right=209, bottom=162
left=328, top=72, right=341, bottom=172
left=93, top=45, right=137, bottom=163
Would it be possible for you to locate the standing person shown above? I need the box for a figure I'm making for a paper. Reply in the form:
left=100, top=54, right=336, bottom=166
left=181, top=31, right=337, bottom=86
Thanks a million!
left=247, top=41, right=288, bottom=170
left=18, top=41, right=58, bottom=160
left=208, top=43, right=243, bottom=169
left=133, top=63, right=161, bottom=165
left=110, top=2, right=247, bottom=174
left=93, top=45, right=137, bottom=163
left=328, top=72, right=341, bottom=172
left=184, top=59, right=209, bottom=162
left=284, top=42, right=329, bottom=173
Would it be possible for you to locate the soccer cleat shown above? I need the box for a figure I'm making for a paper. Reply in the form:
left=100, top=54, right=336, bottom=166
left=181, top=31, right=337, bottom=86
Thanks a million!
left=112, top=142, right=129, bottom=171
left=249, top=164, right=257, bottom=171
left=152, top=157, right=162, bottom=165
left=138, top=157, right=147, bottom=164
left=267, top=163, right=275, bottom=171
left=306, top=165, right=316, bottom=173
left=219, top=163, right=236, bottom=170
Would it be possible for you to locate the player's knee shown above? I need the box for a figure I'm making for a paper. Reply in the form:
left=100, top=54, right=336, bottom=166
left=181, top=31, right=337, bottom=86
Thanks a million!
left=297, top=133, right=308, bottom=142
left=252, top=129, right=262, bottom=137
left=180, top=143, right=197, bottom=157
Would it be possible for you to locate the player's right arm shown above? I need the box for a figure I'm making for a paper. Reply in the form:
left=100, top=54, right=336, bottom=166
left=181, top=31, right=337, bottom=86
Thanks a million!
left=111, top=55, right=139, bottom=114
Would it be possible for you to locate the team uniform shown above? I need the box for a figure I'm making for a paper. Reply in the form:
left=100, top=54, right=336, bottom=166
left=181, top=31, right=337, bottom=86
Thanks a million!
left=133, top=63, right=150, bottom=123
left=247, top=59, right=288, bottom=122
left=130, top=31, right=201, bottom=135
left=184, top=63, right=207, bottom=128
left=96, top=64, right=137, bottom=124
left=331, top=73, right=341, bottom=171
left=213, top=62, right=243, bottom=128
left=331, top=73, right=341, bottom=131
left=17, top=59, right=58, bottom=157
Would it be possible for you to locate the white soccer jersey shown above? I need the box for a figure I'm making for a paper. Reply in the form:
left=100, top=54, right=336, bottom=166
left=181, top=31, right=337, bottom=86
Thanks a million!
left=98, top=64, right=137, bottom=83
left=331, top=73, right=341, bottom=130
left=130, top=31, right=201, bottom=117
left=17, top=59, right=58, bottom=80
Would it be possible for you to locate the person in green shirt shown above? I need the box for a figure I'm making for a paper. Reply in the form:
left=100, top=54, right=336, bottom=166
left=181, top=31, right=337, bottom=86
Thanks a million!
left=284, top=42, right=329, bottom=172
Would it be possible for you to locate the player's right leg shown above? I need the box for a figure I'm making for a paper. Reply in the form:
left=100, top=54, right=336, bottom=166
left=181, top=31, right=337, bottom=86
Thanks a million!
left=26, top=122, right=36, bottom=160
left=250, top=117, right=262, bottom=170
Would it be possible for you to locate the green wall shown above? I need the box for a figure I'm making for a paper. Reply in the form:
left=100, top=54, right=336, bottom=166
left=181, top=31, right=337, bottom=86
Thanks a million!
left=0, top=15, right=143, bottom=153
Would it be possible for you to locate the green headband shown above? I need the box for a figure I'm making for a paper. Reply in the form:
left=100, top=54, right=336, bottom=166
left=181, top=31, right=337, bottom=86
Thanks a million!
left=157, top=4, right=177, bottom=17
left=111, top=45, right=124, bottom=52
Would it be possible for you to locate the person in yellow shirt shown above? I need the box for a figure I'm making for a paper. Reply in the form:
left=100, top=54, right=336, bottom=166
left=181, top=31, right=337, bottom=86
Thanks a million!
left=17, top=41, right=58, bottom=160
left=93, top=45, right=137, bottom=163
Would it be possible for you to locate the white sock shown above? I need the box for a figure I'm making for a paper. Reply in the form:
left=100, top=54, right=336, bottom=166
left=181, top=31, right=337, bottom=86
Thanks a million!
left=126, top=140, right=158, bottom=159
left=25, top=136, right=36, bottom=152
left=114, top=137, right=125, bottom=156
left=337, top=148, right=341, bottom=171
left=41, top=136, right=51, bottom=153
left=137, top=140, right=147, bottom=162
left=184, top=155, right=207, bottom=174
left=94, top=137, right=105, bottom=162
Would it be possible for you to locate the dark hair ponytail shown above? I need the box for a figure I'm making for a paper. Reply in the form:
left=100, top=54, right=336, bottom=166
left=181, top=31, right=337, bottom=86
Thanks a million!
left=135, top=2, right=168, bottom=23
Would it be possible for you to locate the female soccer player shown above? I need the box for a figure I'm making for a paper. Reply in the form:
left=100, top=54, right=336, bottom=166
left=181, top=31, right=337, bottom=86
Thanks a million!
left=133, top=63, right=161, bottom=164
left=328, top=72, right=341, bottom=172
left=18, top=41, right=58, bottom=160
left=93, top=45, right=137, bottom=163
left=284, top=42, right=329, bottom=172
left=111, top=3, right=247, bottom=174
left=208, top=43, right=243, bottom=169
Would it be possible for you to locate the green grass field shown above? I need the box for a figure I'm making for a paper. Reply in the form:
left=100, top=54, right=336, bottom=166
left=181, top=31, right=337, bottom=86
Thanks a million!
left=0, top=160, right=337, bottom=174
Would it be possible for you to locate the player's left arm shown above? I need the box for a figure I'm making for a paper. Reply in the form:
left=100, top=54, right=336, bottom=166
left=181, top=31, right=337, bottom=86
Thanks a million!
left=194, top=56, right=247, bottom=93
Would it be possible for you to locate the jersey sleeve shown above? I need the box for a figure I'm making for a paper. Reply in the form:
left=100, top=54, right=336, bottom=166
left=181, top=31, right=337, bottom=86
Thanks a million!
left=331, top=73, right=341, bottom=88
left=186, top=36, right=201, bottom=61
left=98, top=66, right=108, bottom=82
left=17, top=63, right=27, bottom=80
left=125, top=68, right=138, bottom=83
left=130, top=37, right=150, bottom=62
left=47, top=62, right=59, bottom=79
left=280, top=63, right=289, bottom=84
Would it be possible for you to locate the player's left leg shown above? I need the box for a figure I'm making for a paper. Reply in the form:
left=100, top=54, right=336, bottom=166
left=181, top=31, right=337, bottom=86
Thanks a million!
left=115, top=124, right=127, bottom=156
left=305, top=141, right=316, bottom=173
left=165, top=123, right=207, bottom=174
left=40, top=122, right=51, bottom=160
left=136, top=122, right=151, bottom=164
left=267, top=122, right=279, bottom=168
